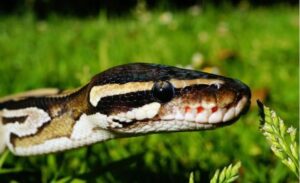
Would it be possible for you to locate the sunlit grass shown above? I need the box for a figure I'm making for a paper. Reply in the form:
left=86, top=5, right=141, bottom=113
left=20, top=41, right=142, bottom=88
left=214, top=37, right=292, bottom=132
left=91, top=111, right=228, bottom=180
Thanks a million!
left=0, top=6, right=298, bottom=182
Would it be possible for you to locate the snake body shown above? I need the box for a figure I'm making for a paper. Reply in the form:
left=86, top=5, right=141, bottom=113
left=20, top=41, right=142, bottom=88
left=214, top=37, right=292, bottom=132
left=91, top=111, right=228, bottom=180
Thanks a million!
left=0, top=63, right=251, bottom=156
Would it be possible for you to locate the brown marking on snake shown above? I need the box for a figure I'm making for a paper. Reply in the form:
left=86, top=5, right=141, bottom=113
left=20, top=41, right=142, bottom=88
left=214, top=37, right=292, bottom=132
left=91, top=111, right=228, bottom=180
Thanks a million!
left=216, top=89, right=236, bottom=108
left=9, top=86, right=92, bottom=148
left=10, top=115, right=76, bottom=148
left=2, top=116, right=28, bottom=124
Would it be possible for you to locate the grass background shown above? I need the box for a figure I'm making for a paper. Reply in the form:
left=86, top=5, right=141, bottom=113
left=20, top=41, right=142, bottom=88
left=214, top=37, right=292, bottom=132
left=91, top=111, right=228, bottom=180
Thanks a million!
left=0, top=5, right=298, bottom=183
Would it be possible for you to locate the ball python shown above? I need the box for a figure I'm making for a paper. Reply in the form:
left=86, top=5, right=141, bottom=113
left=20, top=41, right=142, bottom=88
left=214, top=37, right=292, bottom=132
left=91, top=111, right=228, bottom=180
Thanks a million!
left=0, top=63, right=251, bottom=156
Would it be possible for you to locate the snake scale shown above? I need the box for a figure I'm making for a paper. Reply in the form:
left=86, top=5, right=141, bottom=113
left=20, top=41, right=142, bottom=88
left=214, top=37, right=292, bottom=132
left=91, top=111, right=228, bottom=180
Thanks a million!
left=0, top=63, right=251, bottom=156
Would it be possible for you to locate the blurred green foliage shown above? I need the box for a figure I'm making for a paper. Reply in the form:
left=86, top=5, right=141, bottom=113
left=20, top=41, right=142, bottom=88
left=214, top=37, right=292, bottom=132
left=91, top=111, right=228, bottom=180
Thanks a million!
left=0, top=5, right=298, bottom=182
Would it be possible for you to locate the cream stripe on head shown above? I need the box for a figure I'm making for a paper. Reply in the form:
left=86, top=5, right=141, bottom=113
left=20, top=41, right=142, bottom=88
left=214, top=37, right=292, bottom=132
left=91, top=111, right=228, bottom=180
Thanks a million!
left=89, top=79, right=224, bottom=107
left=89, top=82, right=154, bottom=107
left=170, top=78, right=224, bottom=88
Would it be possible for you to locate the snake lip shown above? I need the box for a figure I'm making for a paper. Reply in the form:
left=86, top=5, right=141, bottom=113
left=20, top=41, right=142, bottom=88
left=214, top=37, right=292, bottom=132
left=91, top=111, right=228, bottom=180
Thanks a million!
left=111, top=96, right=250, bottom=134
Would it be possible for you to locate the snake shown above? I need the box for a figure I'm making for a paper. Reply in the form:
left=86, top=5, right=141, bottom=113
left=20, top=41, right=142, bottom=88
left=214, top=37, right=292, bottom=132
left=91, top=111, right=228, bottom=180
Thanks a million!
left=0, top=63, right=251, bottom=156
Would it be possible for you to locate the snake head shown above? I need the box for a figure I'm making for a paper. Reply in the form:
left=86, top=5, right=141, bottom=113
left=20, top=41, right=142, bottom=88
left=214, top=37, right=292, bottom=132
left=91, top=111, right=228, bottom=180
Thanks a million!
left=88, top=63, right=251, bottom=134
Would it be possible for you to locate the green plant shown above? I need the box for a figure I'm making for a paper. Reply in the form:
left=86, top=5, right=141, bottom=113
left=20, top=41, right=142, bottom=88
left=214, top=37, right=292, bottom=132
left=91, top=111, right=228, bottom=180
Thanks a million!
left=258, top=101, right=299, bottom=178
left=189, top=162, right=241, bottom=183
left=189, top=172, right=194, bottom=183
left=209, top=162, right=241, bottom=183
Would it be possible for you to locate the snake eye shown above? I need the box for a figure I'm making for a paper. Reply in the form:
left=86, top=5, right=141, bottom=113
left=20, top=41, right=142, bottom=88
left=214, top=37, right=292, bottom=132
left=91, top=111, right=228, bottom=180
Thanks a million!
left=152, top=81, right=175, bottom=103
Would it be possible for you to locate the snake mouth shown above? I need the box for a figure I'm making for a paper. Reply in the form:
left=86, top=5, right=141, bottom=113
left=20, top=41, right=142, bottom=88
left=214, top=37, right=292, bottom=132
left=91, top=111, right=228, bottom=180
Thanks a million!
left=110, top=95, right=250, bottom=134
left=160, top=96, right=250, bottom=124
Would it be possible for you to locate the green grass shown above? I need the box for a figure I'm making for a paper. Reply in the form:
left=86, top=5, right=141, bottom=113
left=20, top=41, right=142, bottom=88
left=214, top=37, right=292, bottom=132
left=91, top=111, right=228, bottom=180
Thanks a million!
left=0, top=6, right=298, bottom=182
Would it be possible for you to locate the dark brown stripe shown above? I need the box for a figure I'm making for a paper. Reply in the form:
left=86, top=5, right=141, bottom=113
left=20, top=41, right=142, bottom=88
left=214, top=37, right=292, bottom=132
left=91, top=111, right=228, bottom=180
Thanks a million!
left=0, top=85, right=89, bottom=111
left=2, top=116, right=28, bottom=124
left=9, top=133, right=18, bottom=147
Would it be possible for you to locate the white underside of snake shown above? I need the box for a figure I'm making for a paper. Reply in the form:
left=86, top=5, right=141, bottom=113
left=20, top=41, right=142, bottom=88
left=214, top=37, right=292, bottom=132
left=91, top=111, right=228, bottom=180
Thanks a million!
left=0, top=63, right=251, bottom=156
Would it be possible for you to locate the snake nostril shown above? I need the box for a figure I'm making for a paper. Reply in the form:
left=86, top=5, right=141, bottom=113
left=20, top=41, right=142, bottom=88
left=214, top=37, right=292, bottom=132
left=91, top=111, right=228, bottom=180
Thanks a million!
left=211, top=83, right=221, bottom=90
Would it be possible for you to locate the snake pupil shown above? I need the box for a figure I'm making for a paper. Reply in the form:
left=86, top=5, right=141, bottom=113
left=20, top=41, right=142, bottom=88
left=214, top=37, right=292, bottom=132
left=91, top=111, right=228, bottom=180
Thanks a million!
left=152, top=81, right=175, bottom=103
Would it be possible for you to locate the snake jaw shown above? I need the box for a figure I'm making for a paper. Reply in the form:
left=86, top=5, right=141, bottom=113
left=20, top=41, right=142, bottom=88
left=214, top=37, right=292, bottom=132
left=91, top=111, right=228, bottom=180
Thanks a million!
left=110, top=96, right=249, bottom=134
